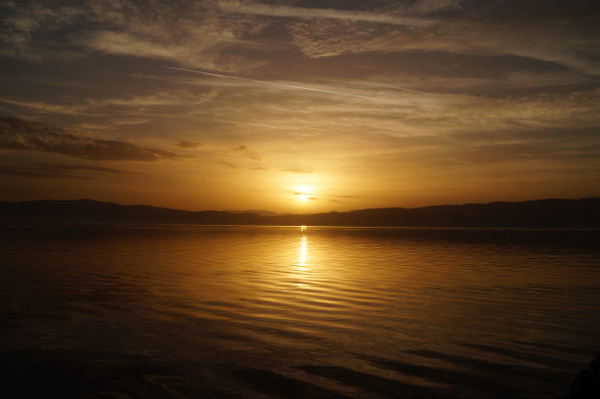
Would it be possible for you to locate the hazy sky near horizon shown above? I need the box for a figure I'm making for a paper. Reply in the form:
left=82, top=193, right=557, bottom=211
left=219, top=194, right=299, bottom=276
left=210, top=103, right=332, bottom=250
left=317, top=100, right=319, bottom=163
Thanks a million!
left=1, top=0, right=599, bottom=212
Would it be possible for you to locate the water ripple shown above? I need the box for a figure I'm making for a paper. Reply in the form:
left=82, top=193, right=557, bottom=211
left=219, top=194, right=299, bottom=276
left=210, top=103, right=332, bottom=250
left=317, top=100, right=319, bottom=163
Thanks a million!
left=1, top=225, right=599, bottom=398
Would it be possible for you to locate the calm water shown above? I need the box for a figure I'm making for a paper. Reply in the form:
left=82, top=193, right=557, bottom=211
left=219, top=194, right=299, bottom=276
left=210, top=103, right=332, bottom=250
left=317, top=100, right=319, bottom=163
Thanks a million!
left=1, top=225, right=599, bottom=398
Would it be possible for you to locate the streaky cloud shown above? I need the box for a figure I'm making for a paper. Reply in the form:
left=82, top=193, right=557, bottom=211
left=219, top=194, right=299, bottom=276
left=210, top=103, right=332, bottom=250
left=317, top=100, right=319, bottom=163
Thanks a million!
left=215, top=1, right=433, bottom=27
left=0, top=163, right=144, bottom=180
left=316, top=77, right=431, bottom=95
left=0, top=117, right=183, bottom=162
left=38, top=163, right=145, bottom=175
left=283, top=168, right=313, bottom=174
left=0, top=165, right=92, bottom=180
left=221, top=160, right=242, bottom=169
left=174, top=140, right=203, bottom=149
left=165, top=66, right=372, bottom=99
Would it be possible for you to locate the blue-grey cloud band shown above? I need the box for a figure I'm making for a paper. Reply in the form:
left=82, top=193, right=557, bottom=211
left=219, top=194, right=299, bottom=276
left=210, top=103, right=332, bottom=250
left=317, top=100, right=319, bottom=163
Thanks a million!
left=165, top=66, right=371, bottom=99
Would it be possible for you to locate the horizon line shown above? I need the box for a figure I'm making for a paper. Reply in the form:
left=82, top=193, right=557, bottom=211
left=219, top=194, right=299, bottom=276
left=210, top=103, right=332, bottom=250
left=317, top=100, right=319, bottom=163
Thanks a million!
left=2, top=196, right=598, bottom=215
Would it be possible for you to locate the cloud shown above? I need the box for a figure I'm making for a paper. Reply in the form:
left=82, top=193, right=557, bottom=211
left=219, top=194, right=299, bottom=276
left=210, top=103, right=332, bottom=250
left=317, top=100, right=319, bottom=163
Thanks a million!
left=0, top=0, right=268, bottom=72
left=0, top=163, right=144, bottom=179
left=0, top=90, right=210, bottom=144
left=38, top=163, right=145, bottom=175
left=174, top=140, right=203, bottom=149
left=0, top=117, right=183, bottom=161
left=215, top=0, right=433, bottom=27
left=288, top=1, right=599, bottom=74
left=0, top=88, right=218, bottom=130
left=293, top=192, right=316, bottom=200
left=353, top=71, right=596, bottom=97
left=402, top=0, right=467, bottom=16
left=166, top=66, right=372, bottom=99
left=292, top=192, right=317, bottom=201
left=3, top=0, right=596, bottom=77
left=0, top=2, right=86, bottom=62
left=437, top=88, right=600, bottom=132
left=283, top=168, right=313, bottom=174
left=0, top=98, right=102, bottom=116
left=220, top=160, right=241, bottom=169
left=0, top=165, right=91, bottom=180
left=217, top=144, right=262, bottom=162
left=259, top=85, right=600, bottom=139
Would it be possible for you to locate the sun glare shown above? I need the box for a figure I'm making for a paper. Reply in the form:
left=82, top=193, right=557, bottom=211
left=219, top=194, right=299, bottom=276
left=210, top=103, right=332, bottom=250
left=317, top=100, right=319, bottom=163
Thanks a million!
left=293, top=185, right=314, bottom=202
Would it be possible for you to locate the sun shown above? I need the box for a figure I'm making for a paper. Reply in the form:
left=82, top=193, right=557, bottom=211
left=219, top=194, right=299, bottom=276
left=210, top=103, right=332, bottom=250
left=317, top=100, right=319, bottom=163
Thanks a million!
left=293, top=185, right=314, bottom=202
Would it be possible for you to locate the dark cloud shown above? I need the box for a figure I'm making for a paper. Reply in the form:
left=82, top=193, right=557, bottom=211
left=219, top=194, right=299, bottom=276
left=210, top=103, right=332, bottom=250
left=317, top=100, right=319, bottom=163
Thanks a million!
left=174, top=140, right=203, bottom=149
left=0, top=118, right=183, bottom=161
left=0, top=165, right=91, bottom=180
left=39, top=163, right=145, bottom=175
left=0, top=163, right=144, bottom=180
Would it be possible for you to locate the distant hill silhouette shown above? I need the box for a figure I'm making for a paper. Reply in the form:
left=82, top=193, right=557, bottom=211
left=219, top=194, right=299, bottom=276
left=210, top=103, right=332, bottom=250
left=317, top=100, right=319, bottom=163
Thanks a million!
left=226, top=209, right=284, bottom=217
left=0, top=198, right=599, bottom=228
left=0, top=199, right=261, bottom=225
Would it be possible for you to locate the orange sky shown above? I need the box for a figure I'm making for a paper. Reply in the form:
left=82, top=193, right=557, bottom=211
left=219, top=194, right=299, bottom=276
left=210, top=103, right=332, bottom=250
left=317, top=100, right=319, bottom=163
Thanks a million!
left=1, top=0, right=599, bottom=213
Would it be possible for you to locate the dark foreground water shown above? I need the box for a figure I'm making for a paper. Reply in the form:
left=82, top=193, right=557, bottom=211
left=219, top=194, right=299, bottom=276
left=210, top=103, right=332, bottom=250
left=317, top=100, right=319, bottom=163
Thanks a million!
left=1, top=225, right=599, bottom=399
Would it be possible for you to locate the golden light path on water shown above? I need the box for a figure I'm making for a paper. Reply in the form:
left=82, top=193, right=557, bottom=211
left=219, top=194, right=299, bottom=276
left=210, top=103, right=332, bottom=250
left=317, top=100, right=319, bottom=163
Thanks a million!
left=299, top=226, right=308, bottom=270
left=294, top=226, right=309, bottom=288
left=1, top=225, right=599, bottom=398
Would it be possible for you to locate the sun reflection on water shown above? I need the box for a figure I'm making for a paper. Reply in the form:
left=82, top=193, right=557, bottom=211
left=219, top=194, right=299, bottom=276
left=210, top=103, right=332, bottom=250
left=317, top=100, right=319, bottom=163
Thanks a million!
left=299, top=236, right=307, bottom=271
left=296, top=226, right=309, bottom=287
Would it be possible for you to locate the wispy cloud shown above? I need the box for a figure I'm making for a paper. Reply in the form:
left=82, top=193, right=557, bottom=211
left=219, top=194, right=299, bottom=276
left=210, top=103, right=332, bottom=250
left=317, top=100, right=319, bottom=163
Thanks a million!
left=215, top=0, right=433, bottom=27
left=288, top=2, right=599, bottom=74
left=39, top=163, right=145, bottom=175
left=1, top=0, right=268, bottom=71
left=0, top=118, right=183, bottom=162
left=214, top=144, right=264, bottom=168
left=165, top=66, right=372, bottom=98
left=0, top=88, right=218, bottom=126
left=0, top=165, right=91, bottom=180
left=1, top=1, right=598, bottom=210
left=0, top=163, right=143, bottom=179
left=283, top=168, right=313, bottom=174
left=220, top=160, right=241, bottom=169
left=3, top=0, right=596, bottom=76
left=401, top=0, right=467, bottom=16
left=0, top=2, right=86, bottom=62
left=0, top=98, right=102, bottom=116
left=174, top=140, right=203, bottom=149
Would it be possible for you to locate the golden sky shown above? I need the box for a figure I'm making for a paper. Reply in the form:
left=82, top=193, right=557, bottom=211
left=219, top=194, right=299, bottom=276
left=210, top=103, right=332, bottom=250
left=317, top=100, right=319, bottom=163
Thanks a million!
left=1, top=0, right=599, bottom=213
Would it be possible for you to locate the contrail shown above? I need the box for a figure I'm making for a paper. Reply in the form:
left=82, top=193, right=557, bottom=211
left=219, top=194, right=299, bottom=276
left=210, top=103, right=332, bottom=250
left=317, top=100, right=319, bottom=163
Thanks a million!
left=165, top=66, right=370, bottom=99
left=314, top=77, right=430, bottom=94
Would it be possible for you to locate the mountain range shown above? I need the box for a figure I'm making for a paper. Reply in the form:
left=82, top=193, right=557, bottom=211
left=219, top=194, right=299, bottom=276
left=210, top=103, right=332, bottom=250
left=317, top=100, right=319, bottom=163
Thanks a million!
left=1, top=198, right=599, bottom=228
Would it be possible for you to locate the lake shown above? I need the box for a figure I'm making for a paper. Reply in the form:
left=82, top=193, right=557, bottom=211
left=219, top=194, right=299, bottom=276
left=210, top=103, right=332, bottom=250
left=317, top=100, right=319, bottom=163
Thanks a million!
left=1, top=225, right=599, bottom=398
